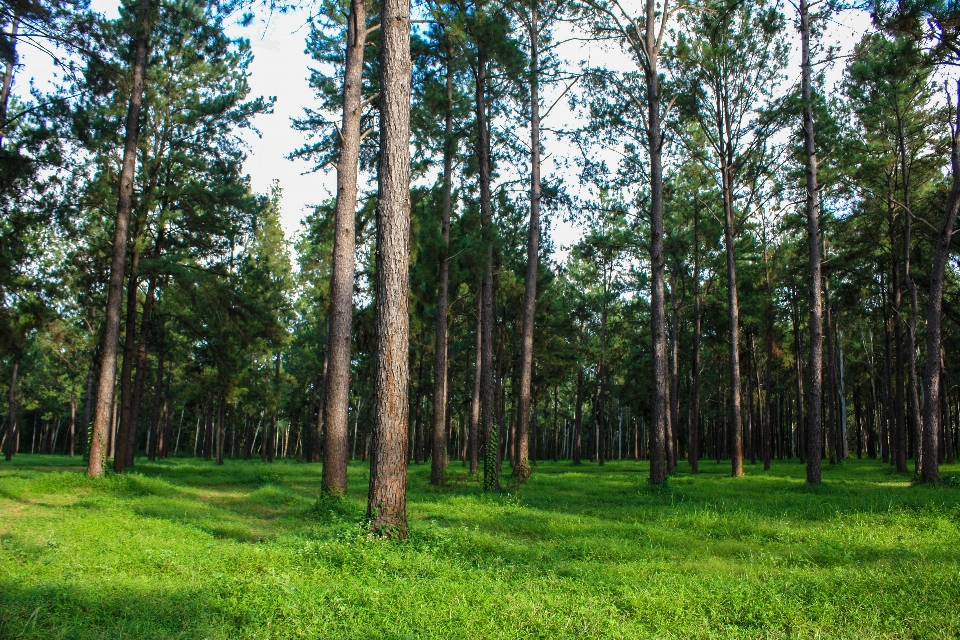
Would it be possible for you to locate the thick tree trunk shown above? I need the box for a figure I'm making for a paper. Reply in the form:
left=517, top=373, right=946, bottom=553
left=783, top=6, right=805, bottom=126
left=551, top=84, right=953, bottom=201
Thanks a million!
left=367, top=0, right=412, bottom=537
left=515, top=6, right=541, bottom=484
left=323, top=0, right=366, bottom=495
left=920, top=91, right=960, bottom=482
left=645, top=0, right=668, bottom=484
left=430, top=45, right=455, bottom=485
left=88, top=0, right=153, bottom=477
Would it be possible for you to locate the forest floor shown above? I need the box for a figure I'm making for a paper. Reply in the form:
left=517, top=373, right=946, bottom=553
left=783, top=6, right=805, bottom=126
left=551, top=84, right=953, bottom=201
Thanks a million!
left=0, top=455, right=958, bottom=639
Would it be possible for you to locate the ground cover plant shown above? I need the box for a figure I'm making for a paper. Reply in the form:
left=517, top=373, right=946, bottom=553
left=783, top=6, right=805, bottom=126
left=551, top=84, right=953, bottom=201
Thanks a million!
left=1, top=455, right=958, bottom=639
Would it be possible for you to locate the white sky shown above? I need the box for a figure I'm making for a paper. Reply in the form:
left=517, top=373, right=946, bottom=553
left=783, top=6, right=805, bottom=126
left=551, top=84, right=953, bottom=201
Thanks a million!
left=12, top=1, right=875, bottom=255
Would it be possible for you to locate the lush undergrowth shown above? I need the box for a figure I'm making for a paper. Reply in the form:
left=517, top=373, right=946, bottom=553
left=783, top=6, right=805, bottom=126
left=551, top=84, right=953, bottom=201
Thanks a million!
left=0, top=454, right=958, bottom=639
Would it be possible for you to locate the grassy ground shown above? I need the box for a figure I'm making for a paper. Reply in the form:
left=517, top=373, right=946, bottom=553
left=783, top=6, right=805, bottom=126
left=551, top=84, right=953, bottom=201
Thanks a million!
left=0, top=455, right=958, bottom=639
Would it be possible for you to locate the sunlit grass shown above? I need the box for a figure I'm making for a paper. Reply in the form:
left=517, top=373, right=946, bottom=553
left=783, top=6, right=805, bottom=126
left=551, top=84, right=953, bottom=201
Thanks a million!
left=1, top=454, right=958, bottom=638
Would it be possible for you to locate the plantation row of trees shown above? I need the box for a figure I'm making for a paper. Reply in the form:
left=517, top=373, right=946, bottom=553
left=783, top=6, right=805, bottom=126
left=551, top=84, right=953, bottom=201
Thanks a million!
left=2, top=0, right=960, bottom=535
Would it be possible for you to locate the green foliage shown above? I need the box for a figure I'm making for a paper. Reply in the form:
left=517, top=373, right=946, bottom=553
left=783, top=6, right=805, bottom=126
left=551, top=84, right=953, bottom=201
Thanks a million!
left=1, top=457, right=958, bottom=638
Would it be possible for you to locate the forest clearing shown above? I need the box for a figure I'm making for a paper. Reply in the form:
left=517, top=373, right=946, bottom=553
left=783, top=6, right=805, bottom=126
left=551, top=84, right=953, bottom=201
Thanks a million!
left=1, top=455, right=959, bottom=638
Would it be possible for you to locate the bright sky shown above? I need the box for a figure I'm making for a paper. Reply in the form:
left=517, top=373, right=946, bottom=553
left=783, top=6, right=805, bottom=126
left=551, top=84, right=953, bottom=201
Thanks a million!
left=13, top=1, right=875, bottom=255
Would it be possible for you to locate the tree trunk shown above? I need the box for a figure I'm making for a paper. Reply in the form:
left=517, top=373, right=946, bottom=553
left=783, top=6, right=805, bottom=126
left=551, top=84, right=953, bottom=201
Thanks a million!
left=88, top=0, right=154, bottom=477
left=920, top=87, right=960, bottom=482
left=515, top=5, right=541, bottom=484
left=148, top=328, right=165, bottom=461
left=469, top=293, right=481, bottom=474
left=800, top=0, right=824, bottom=484
left=719, top=107, right=744, bottom=477
left=476, top=36, right=498, bottom=493
left=4, top=361, right=17, bottom=460
left=690, top=205, right=701, bottom=473
left=645, top=0, right=668, bottom=483
left=430, top=43, right=456, bottom=485
left=322, top=0, right=366, bottom=495
left=114, top=247, right=140, bottom=472
left=367, top=0, right=412, bottom=537
left=669, top=270, right=680, bottom=473
left=574, top=353, right=583, bottom=465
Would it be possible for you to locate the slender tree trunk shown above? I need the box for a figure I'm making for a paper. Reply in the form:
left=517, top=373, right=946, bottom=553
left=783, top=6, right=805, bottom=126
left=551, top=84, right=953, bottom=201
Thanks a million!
left=719, top=116, right=744, bottom=477
left=825, top=274, right=838, bottom=464
left=114, top=247, right=140, bottom=472
left=920, top=87, right=960, bottom=482
left=800, top=0, right=823, bottom=483
left=430, top=44, right=456, bottom=485
left=315, top=326, right=329, bottom=463
left=148, top=329, right=164, bottom=461
left=4, top=361, right=17, bottom=460
left=88, top=0, right=154, bottom=477
left=668, top=270, right=679, bottom=473
left=69, top=386, right=76, bottom=457
left=515, top=6, right=541, bottom=484
left=476, top=35, right=498, bottom=492
left=894, top=255, right=907, bottom=473
left=367, top=0, right=412, bottom=537
left=323, top=0, right=367, bottom=495
left=690, top=206, right=701, bottom=473
left=469, top=294, right=482, bottom=474
left=645, top=0, right=668, bottom=484
left=573, top=355, right=583, bottom=465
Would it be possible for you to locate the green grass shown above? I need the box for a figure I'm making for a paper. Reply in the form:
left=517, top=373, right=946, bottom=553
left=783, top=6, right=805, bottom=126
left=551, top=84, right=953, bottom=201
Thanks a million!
left=1, top=455, right=958, bottom=639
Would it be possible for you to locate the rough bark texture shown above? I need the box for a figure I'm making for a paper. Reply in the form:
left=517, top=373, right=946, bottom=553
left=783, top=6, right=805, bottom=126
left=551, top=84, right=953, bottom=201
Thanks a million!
left=920, top=89, right=960, bottom=482
left=430, top=46, right=455, bottom=486
left=88, top=0, right=152, bottom=477
left=476, top=38, right=498, bottom=492
left=515, top=6, right=541, bottom=484
left=800, top=0, right=823, bottom=484
left=645, top=0, right=668, bottom=484
left=322, top=0, right=366, bottom=496
left=367, top=0, right=411, bottom=537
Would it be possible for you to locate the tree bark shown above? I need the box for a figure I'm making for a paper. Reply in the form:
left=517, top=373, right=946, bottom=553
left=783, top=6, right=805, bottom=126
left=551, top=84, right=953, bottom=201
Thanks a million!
left=515, top=5, right=541, bottom=484
left=148, top=327, right=164, bottom=461
left=800, top=0, right=824, bottom=484
left=323, top=0, right=367, bottom=495
left=645, top=0, right=668, bottom=484
left=920, top=86, right=960, bottom=482
left=114, top=246, right=140, bottom=472
left=88, top=0, right=153, bottom=477
left=690, top=205, right=701, bottom=473
left=469, top=293, right=482, bottom=474
left=367, top=0, right=412, bottom=537
left=476, top=33, right=498, bottom=492
left=430, top=43, right=455, bottom=485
